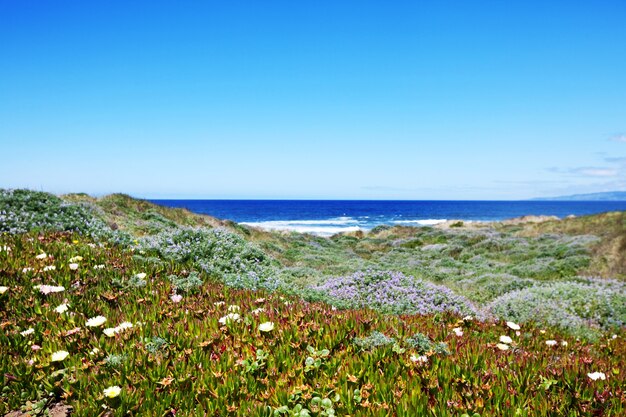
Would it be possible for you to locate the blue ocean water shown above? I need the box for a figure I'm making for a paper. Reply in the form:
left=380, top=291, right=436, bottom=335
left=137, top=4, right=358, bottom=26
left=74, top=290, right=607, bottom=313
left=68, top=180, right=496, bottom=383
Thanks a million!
left=150, top=200, right=626, bottom=236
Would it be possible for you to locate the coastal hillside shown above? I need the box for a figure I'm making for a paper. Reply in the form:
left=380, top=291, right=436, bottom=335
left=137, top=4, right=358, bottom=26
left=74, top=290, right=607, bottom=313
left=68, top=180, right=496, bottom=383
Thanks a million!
left=1, top=189, right=625, bottom=416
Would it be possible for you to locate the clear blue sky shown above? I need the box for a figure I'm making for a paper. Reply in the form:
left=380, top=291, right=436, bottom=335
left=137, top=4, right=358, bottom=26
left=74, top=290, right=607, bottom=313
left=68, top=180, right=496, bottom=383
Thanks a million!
left=1, top=1, right=625, bottom=199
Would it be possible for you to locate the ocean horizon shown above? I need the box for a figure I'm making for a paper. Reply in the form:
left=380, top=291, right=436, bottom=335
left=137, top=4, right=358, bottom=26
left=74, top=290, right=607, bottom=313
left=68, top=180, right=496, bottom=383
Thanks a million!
left=150, top=199, right=626, bottom=236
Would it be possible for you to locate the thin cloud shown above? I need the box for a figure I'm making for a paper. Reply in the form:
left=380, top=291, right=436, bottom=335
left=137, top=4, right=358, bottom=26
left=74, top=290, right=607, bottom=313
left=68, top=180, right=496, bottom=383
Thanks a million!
left=610, top=134, right=626, bottom=143
left=548, top=167, right=618, bottom=177
left=604, top=156, right=626, bottom=164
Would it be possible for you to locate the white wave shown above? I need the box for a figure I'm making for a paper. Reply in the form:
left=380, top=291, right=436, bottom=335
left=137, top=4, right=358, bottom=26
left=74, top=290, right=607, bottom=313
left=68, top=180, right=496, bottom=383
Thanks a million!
left=391, top=219, right=447, bottom=226
left=241, top=217, right=359, bottom=227
left=242, top=221, right=361, bottom=236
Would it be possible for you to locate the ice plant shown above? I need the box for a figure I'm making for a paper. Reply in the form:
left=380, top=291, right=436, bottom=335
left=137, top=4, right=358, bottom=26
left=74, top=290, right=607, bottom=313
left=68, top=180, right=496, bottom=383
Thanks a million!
left=69, top=256, right=83, bottom=262
left=452, top=327, right=463, bottom=337
left=69, top=263, right=79, bottom=270
left=86, top=316, right=107, bottom=327
left=496, top=343, right=510, bottom=351
left=219, top=313, right=241, bottom=325
left=259, top=322, right=275, bottom=332
left=170, top=293, right=183, bottom=303
left=43, top=265, right=56, bottom=272
left=51, top=350, right=69, bottom=362
left=135, top=272, right=147, bottom=279
left=20, top=328, right=34, bottom=336
left=54, top=303, right=69, bottom=314
left=103, top=328, right=117, bottom=337
left=499, top=335, right=513, bottom=344
left=103, top=385, right=122, bottom=398
left=588, top=372, right=606, bottom=381
left=410, top=355, right=428, bottom=364
left=545, top=340, right=558, bottom=347
left=506, top=321, right=521, bottom=330
left=35, top=253, right=47, bottom=259
left=36, top=285, right=65, bottom=294
left=104, top=321, right=134, bottom=337
left=0, top=286, right=8, bottom=294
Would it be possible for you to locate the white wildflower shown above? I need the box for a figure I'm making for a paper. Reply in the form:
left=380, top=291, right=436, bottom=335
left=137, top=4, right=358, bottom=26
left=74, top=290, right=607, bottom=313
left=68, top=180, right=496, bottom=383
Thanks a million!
left=20, top=328, right=35, bottom=336
left=36, top=285, right=65, bottom=294
left=86, top=316, right=107, bottom=327
left=51, top=350, right=69, bottom=362
left=54, top=303, right=69, bottom=314
left=103, top=385, right=121, bottom=398
left=499, top=335, right=513, bottom=344
left=506, top=321, right=520, bottom=330
left=259, top=322, right=275, bottom=332
left=103, top=328, right=117, bottom=337
left=587, top=372, right=606, bottom=381
left=219, top=313, right=241, bottom=325
left=410, top=354, right=428, bottom=364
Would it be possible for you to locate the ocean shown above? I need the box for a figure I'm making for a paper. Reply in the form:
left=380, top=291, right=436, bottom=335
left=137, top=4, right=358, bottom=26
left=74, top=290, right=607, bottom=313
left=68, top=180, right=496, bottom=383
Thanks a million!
left=150, top=200, right=626, bottom=236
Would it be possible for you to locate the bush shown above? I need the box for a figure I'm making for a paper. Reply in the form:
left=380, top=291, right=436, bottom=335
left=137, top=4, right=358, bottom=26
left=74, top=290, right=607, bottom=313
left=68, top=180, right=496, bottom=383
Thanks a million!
left=168, top=272, right=203, bottom=293
left=0, top=189, right=118, bottom=240
left=353, top=331, right=395, bottom=351
left=140, top=228, right=280, bottom=291
left=454, top=273, right=536, bottom=303
left=308, top=270, right=479, bottom=317
left=488, top=277, right=626, bottom=340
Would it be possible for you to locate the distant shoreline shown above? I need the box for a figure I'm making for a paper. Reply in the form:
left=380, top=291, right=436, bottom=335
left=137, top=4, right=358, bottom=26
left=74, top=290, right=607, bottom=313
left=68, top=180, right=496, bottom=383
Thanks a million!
left=151, top=199, right=626, bottom=236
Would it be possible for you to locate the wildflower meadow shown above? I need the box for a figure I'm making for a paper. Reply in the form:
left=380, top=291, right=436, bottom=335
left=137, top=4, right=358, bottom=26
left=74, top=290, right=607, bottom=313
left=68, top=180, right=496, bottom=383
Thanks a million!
left=0, top=190, right=624, bottom=416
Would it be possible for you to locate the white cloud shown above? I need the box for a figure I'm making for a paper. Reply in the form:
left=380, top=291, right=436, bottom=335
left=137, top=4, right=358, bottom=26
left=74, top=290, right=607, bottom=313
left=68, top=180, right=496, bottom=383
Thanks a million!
left=576, top=168, right=618, bottom=177
left=548, top=166, right=619, bottom=178
left=610, top=134, right=626, bottom=143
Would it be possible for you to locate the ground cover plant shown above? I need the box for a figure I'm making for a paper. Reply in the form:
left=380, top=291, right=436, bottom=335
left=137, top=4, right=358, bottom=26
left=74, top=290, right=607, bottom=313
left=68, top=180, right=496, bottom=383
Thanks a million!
left=1, top=189, right=625, bottom=415
left=1, top=233, right=624, bottom=416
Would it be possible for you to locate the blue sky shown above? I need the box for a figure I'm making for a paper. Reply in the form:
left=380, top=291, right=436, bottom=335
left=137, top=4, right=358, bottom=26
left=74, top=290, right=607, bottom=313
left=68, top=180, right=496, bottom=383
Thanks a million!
left=1, top=1, right=625, bottom=199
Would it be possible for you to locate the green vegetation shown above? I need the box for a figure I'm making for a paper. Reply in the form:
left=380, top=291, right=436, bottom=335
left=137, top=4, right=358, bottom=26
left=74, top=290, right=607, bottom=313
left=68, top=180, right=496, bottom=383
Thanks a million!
left=1, top=189, right=625, bottom=416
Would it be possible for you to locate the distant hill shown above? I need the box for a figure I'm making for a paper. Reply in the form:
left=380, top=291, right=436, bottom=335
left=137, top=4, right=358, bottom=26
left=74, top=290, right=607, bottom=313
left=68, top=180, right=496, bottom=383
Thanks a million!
left=534, top=191, right=626, bottom=201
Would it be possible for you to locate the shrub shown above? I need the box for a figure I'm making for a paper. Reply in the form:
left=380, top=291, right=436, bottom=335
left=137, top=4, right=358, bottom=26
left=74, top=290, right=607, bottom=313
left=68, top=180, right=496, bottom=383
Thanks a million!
left=0, top=189, right=118, bottom=240
left=140, top=228, right=280, bottom=291
left=309, top=270, right=479, bottom=317
left=353, top=331, right=396, bottom=351
left=454, top=273, right=536, bottom=303
left=168, top=272, right=203, bottom=293
left=488, top=277, right=626, bottom=340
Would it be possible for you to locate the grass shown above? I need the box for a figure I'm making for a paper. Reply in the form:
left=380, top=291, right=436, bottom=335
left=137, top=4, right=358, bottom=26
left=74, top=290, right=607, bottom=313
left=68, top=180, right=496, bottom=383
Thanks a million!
left=1, top=189, right=625, bottom=415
